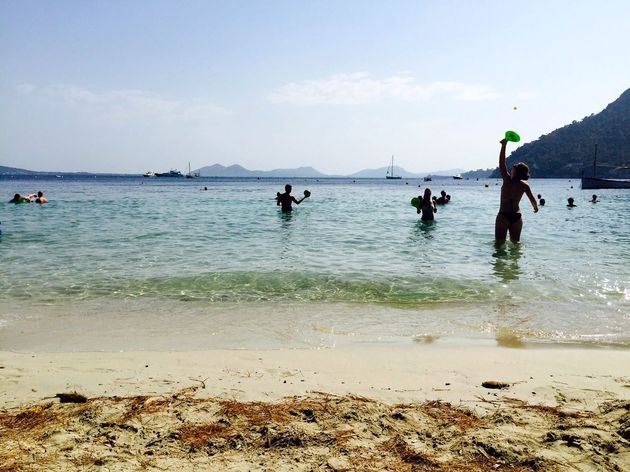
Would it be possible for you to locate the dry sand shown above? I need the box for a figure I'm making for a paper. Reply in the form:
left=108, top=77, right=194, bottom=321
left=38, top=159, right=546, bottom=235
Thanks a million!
left=1, top=345, right=629, bottom=470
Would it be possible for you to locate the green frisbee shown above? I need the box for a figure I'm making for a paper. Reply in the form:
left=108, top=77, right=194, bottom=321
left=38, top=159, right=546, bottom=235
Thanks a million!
left=505, top=130, right=521, bottom=143
left=304, top=190, right=311, bottom=198
left=410, top=197, right=420, bottom=208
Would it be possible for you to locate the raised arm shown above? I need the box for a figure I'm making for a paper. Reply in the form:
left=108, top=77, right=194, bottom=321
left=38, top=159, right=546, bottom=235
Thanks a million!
left=499, top=139, right=510, bottom=181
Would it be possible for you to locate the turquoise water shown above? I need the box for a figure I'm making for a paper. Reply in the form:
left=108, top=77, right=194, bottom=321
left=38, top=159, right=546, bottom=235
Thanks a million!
left=0, top=177, right=628, bottom=349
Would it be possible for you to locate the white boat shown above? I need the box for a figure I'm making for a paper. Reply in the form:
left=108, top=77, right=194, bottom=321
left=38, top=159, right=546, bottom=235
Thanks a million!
left=423, top=175, right=432, bottom=182
left=385, top=155, right=401, bottom=179
left=143, top=171, right=156, bottom=178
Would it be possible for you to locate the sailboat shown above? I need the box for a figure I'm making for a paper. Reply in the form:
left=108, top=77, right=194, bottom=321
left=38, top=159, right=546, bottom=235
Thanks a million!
left=385, top=155, right=402, bottom=180
left=185, top=162, right=200, bottom=179
left=581, top=145, right=630, bottom=189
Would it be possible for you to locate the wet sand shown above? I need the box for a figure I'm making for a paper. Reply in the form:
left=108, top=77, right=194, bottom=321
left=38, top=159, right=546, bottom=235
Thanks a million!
left=1, top=345, right=629, bottom=470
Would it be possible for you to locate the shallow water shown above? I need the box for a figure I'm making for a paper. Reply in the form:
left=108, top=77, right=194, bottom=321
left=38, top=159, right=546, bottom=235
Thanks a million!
left=0, top=176, right=628, bottom=350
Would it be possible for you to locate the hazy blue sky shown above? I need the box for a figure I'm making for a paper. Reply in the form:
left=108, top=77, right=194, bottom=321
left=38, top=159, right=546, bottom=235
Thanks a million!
left=1, top=0, right=629, bottom=174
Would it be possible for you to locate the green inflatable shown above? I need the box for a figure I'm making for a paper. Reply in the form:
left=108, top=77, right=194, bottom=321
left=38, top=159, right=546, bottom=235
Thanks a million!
left=304, top=190, right=311, bottom=198
left=410, top=197, right=420, bottom=208
left=505, top=130, right=521, bottom=143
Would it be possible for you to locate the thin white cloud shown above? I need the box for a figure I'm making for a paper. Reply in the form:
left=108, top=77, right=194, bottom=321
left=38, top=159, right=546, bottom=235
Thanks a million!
left=25, top=84, right=231, bottom=124
left=16, top=83, right=37, bottom=94
left=268, top=73, right=501, bottom=105
left=515, top=90, right=537, bottom=100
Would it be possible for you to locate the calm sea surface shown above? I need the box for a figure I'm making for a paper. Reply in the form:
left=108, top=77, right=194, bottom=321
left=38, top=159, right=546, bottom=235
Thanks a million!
left=0, top=177, right=628, bottom=350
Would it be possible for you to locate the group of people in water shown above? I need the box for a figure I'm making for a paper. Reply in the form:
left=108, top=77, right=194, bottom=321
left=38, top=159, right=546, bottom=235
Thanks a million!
left=273, top=138, right=602, bottom=246
left=9, top=191, right=48, bottom=204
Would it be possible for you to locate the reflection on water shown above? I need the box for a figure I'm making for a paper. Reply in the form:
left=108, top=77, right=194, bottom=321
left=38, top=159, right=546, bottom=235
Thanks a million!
left=492, top=242, right=522, bottom=283
left=411, top=220, right=437, bottom=241
left=278, top=211, right=294, bottom=260
left=495, top=330, right=527, bottom=348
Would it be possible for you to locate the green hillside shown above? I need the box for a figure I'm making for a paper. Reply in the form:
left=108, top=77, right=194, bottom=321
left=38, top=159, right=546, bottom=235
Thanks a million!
left=491, top=88, right=630, bottom=178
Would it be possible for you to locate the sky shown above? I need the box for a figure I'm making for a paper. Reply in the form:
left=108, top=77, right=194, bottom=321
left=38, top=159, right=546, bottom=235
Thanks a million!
left=1, top=0, right=629, bottom=174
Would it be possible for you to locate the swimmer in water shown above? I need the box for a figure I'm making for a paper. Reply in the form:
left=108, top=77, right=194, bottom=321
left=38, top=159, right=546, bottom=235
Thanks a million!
left=9, top=193, right=30, bottom=204
left=590, top=194, right=598, bottom=203
left=567, top=197, right=577, bottom=207
left=276, top=184, right=309, bottom=213
left=495, top=139, right=538, bottom=244
left=436, top=190, right=447, bottom=205
left=35, top=191, right=48, bottom=204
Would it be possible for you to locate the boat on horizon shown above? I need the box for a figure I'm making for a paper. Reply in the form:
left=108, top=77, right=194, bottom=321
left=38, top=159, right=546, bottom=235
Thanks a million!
left=143, top=171, right=156, bottom=178
left=385, top=156, right=402, bottom=180
left=185, top=162, right=200, bottom=179
left=580, top=145, right=630, bottom=189
left=452, top=174, right=463, bottom=180
left=155, top=169, right=184, bottom=178
left=423, top=175, right=432, bottom=182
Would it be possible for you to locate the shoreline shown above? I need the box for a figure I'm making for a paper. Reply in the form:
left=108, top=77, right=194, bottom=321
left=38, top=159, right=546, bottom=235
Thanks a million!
left=2, top=344, right=628, bottom=409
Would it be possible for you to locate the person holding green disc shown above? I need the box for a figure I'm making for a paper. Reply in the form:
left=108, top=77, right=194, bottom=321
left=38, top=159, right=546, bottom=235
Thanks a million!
left=276, top=184, right=310, bottom=213
left=495, top=135, right=538, bottom=244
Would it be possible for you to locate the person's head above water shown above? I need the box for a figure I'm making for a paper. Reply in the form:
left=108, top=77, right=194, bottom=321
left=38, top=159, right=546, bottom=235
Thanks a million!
left=440, top=190, right=446, bottom=197
left=537, top=194, right=542, bottom=199
left=285, top=184, right=292, bottom=193
left=591, top=194, right=598, bottom=202
left=539, top=198, right=546, bottom=206
left=511, top=162, right=530, bottom=181
left=37, top=191, right=43, bottom=197
left=423, top=188, right=432, bottom=200
left=567, top=197, right=576, bottom=207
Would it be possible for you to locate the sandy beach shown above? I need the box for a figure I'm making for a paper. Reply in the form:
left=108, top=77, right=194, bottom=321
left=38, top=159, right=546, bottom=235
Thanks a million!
left=1, top=345, right=629, bottom=470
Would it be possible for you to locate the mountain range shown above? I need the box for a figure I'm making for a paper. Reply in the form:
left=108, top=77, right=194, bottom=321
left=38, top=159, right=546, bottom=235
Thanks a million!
left=195, top=163, right=466, bottom=178
left=491, top=87, right=630, bottom=178
left=1, top=164, right=468, bottom=179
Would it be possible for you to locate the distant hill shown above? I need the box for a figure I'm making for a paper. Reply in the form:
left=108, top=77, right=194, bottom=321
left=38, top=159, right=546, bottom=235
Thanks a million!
left=195, top=163, right=467, bottom=179
left=0, top=165, right=38, bottom=175
left=462, top=168, right=494, bottom=179
left=491, top=87, right=630, bottom=178
left=196, top=164, right=329, bottom=178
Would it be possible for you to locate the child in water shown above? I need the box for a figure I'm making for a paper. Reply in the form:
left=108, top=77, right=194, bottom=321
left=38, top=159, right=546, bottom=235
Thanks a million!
left=418, top=188, right=437, bottom=221
left=567, top=197, right=577, bottom=207
left=495, top=139, right=538, bottom=243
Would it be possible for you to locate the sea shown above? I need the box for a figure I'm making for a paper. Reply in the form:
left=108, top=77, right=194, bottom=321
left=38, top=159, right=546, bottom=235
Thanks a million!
left=0, top=176, right=628, bottom=351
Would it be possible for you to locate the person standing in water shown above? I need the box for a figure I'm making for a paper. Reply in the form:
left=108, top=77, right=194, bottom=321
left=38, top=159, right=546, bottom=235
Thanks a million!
left=495, top=139, right=538, bottom=243
left=276, top=184, right=309, bottom=213
left=418, top=188, right=437, bottom=221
